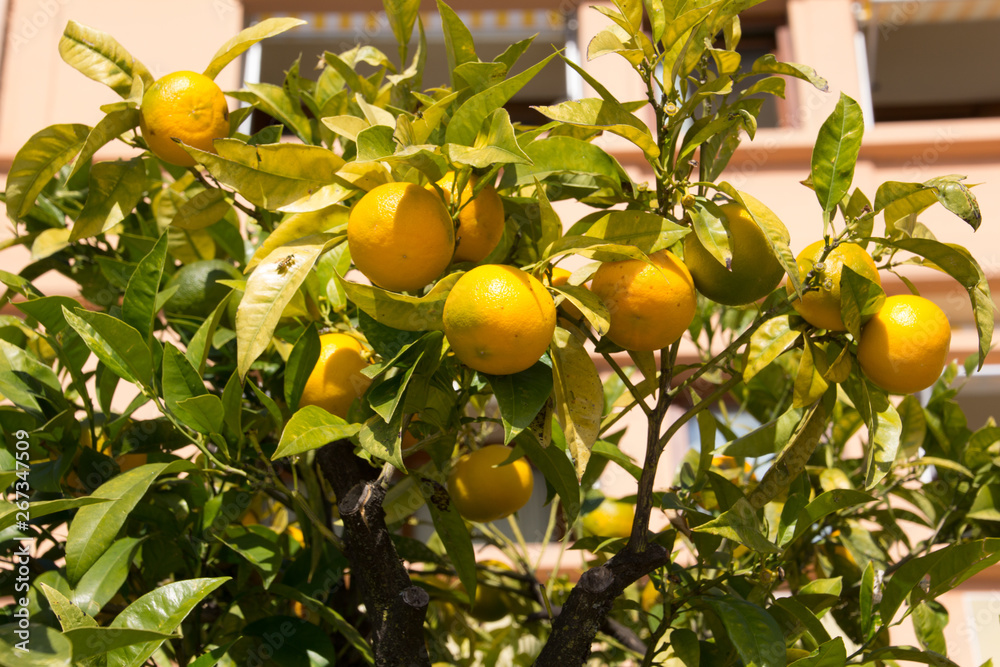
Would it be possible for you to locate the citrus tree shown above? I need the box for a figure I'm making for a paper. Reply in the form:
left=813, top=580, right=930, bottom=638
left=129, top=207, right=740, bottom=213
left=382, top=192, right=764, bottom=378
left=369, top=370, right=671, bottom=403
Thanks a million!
left=2, top=1, right=998, bottom=665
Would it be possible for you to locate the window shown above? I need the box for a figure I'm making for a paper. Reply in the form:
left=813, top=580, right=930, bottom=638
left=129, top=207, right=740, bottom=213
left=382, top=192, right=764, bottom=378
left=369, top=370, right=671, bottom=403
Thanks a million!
left=861, top=2, right=1000, bottom=122
left=245, top=9, right=571, bottom=132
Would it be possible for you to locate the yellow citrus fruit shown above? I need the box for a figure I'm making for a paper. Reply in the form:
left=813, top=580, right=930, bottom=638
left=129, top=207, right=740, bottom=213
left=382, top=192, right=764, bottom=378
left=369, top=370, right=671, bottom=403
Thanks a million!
left=591, top=250, right=697, bottom=351
left=434, top=173, right=505, bottom=264
left=347, top=182, right=455, bottom=292
left=140, top=71, right=230, bottom=167
left=299, top=333, right=373, bottom=419
left=442, top=265, right=556, bottom=375
left=640, top=580, right=662, bottom=611
left=856, top=295, right=951, bottom=394
left=581, top=498, right=635, bottom=538
left=115, top=453, right=147, bottom=472
left=549, top=267, right=585, bottom=320
left=468, top=560, right=513, bottom=622
left=785, top=241, right=881, bottom=331
left=447, top=444, right=534, bottom=522
left=683, top=203, right=786, bottom=306
left=165, top=260, right=242, bottom=319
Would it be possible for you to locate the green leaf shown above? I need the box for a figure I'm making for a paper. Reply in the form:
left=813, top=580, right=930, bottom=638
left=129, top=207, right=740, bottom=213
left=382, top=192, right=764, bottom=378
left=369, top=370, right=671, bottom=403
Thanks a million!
left=719, top=189, right=798, bottom=294
left=793, top=340, right=829, bottom=409
left=743, top=315, right=801, bottom=382
left=534, top=97, right=659, bottom=160
left=725, top=405, right=804, bottom=458
left=644, top=0, right=668, bottom=43
left=437, top=0, right=477, bottom=85
left=0, top=623, right=73, bottom=666
left=811, top=93, right=864, bottom=215
left=284, top=324, right=321, bottom=411
left=863, top=646, right=962, bottom=667
left=184, top=294, right=230, bottom=375
left=788, top=489, right=876, bottom=544
left=65, top=461, right=196, bottom=585
left=447, top=109, right=532, bottom=167
left=838, top=264, right=885, bottom=340
left=73, top=537, right=144, bottom=617
left=0, top=338, right=63, bottom=413
left=508, top=136, right=628, bottom=192
left=339, top=271, right=456, bottom=333
left=40, top=583, right=98, bottom=631
left=0, top=497, right=109, bottom=533
left=204, top=17, right=305, bottom=80
left=912, top=601, right=948, bottom=654
left=750, top=54, right=829, bottom=91
left=419, top=475, right=478, bottom=604
left=170, top=189, right=231, bottom=230
left=162, top=343, right=208, bottom=416
left=4, top=124, right=90, bottom=221
left=551, top=328, right=602, bottom=479
left=61, top=307, right=153, bottom=387
left=173, top=395, right=226, bottom=435
left=188, top=643, right=237, bottom=667
left=59, top=20, right=152, bottom=98
left=447, top=54, right=556, bottom=147
left=70, top=158, right=147, bottom=241
left=865, top=391, right=901, bottom=489
left=67, top=627, right=177, bottom=662
left=246, top=204, right=348, bottom=271
left=923, top=175, right=981, bottom=231
left=122, top=232, right=168, bottom=340
left=786, top=637, right=848, bottom=666
left=747, top=391, right=833, bottom=509
left=571, top=209, right=688, bottom=254
left=218, top=524, right=282, bottom=588
left=191, top=139, right=352, bottom=213
left=235, top=82, right=314, bottom=143
left=270, top=584, right=375, bottom=664
left=107, top=577, right=229, bottom=667
left=689, top=197, right=732, bottom=268
left=704, top=596, right=785, bottom=667
left=967, top=484, right=1000, bottom=522
left=517, top=425, right=582, bottom=526
left=72, top=108, right=141, bottom=177
left=355, top=125, right=396, bottom=162
left=273, top=406, right=361, bottom=459
left=486, top=361, right=554, bottom=444
left=383, top=0, right=420, bottom=60
left=237, top=233, right=340, bottom=379
left=693, top=497, right=780, bottom=553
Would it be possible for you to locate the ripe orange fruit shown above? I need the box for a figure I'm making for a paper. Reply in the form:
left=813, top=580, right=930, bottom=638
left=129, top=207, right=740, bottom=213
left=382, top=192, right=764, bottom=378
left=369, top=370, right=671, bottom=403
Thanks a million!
left=786, top=241, right=881, bottom=331
left=299, top=333, right=372, bottom=419
left=581, top=498, right=635, bottom=538
left=856, top=295, right=951, bottom=394
left=347, top=182, right=455, bottom=292
left=549, top=267, right=585, bottom=320
left=433, top=172, right=505, bottom=264
left=447, top=444, right=534, bottom=522
left=442, top=265, right=556, bottom=375
left=139, top=71, right=230, bottom=167
left=468, top=560, right=514, bottom=622
left=683, top=203, right=786, bottom=306
left=590, top=250, right=697, bottom=351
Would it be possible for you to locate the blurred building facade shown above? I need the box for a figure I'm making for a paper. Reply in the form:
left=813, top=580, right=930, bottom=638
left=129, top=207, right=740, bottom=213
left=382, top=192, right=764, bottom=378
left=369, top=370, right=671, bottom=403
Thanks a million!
left=1, top=0, right=999, bottom=660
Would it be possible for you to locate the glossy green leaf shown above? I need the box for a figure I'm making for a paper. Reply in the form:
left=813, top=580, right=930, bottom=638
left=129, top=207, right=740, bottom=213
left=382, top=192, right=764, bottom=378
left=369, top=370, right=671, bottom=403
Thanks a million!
left=173, top=395, right=226, bottom=435
left=574, top=209, right=688, bottom=254
left=218, top=524, right=282, bottom=588
left=725, top=405, right=805, bottom=458
left=517, top=424, right=582, bottom=526
left=437, top=0, right=477, bottom=85
left=811, top=93, right=864, bottom=215
left=743, top=315, right=801, bottom=382
left=237, top=233, right=340, bottom=379
left=188, top=643, right=236, bottom=667
left=107, top=577, right=228, bottom=667
left=693, top=497, right=780, bottom=553
left=69, top=158, right=147, bottom=241
left=237, top=82, right=314, bottom=143
left=184, top=293, right=231, bottom=375
left=0, top=338, right=62, bottom=413
left=551, top=283, right=610, bottom=334
left=40, top=583, right=97, bottom=631
left=72, top=108, right=141, bottom=177
left=865, top=389, right=902, bottom=489
left=170, top=189, right=230, bottom=230
left=273, top=406, right=361, bottom=459
left=508, top=136, right=628, bottom=190
left=65, top=461, right=195, bottom=585
left=419, top=475, right=478, bottom=602
left=284, top=324, right=321, bottom=411
left=0, top=623, right=72, bottom=666
left=191, top=139, right=352, bottom=213
left=786, top=637, right=847, bottom=666
left=551, top=328, right=602, bottom=479
left=793, top=341, right=829, bottom=408
left=59, top=20, right=152, bottom=97
left=72, top=537, right=144, bottom=617
left=0, top=497, right=108, bottom=534
left=838, top=264, right=885, bottom=340
left=270, top=584, right=375, bottom=664
left=912, top=600, right=949, bottom=654
left=447, top=109, right=531, bottom=167
left=339, top=271, right=457, bottom=332
left=447, top=54, right=555, bottom=146
left=486, top=361, right=554, bottom=444
left=704, top=596, right=785, bottom=667
left=750, top=54, right=829, bottom=91
left=967, top=484, right=1000, bottom=521
left=689, top=197, right=732, bottom=268
left=61, top=307, right=152, bottom=387
left=534, top=97, right=658, bottom=159
left=204, top=17, right=305, bottom=80
left=923, top=175, right=981, bottom=230
left=383, top=0, right=420, bottom=58
left=66, top=627, right=177, bottom=662
left=122, top=232, right=168, bottom=340
left=788, top=489, right=876, bottom=544
left=863, top=646, right=961, bottom=667
left=4, top=124, right=90, bottom=221
left=247, top=205, right=348, bottom=271
left=644, top=0, right=667, bottom=43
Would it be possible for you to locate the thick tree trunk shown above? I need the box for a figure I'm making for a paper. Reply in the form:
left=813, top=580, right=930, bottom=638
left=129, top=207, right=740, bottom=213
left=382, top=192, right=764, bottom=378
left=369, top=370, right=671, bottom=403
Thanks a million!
left=317, top=440, right=430, bottom=667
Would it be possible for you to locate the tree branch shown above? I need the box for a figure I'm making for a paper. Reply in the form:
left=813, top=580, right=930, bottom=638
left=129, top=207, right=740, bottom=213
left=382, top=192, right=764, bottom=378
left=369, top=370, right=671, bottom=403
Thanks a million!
left=317, top=440, right=430, bottom=667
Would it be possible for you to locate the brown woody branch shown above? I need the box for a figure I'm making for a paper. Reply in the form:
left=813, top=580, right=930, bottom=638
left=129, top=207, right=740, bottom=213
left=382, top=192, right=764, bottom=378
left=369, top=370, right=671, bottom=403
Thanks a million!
left=317, top=440, right=430, bottom=667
